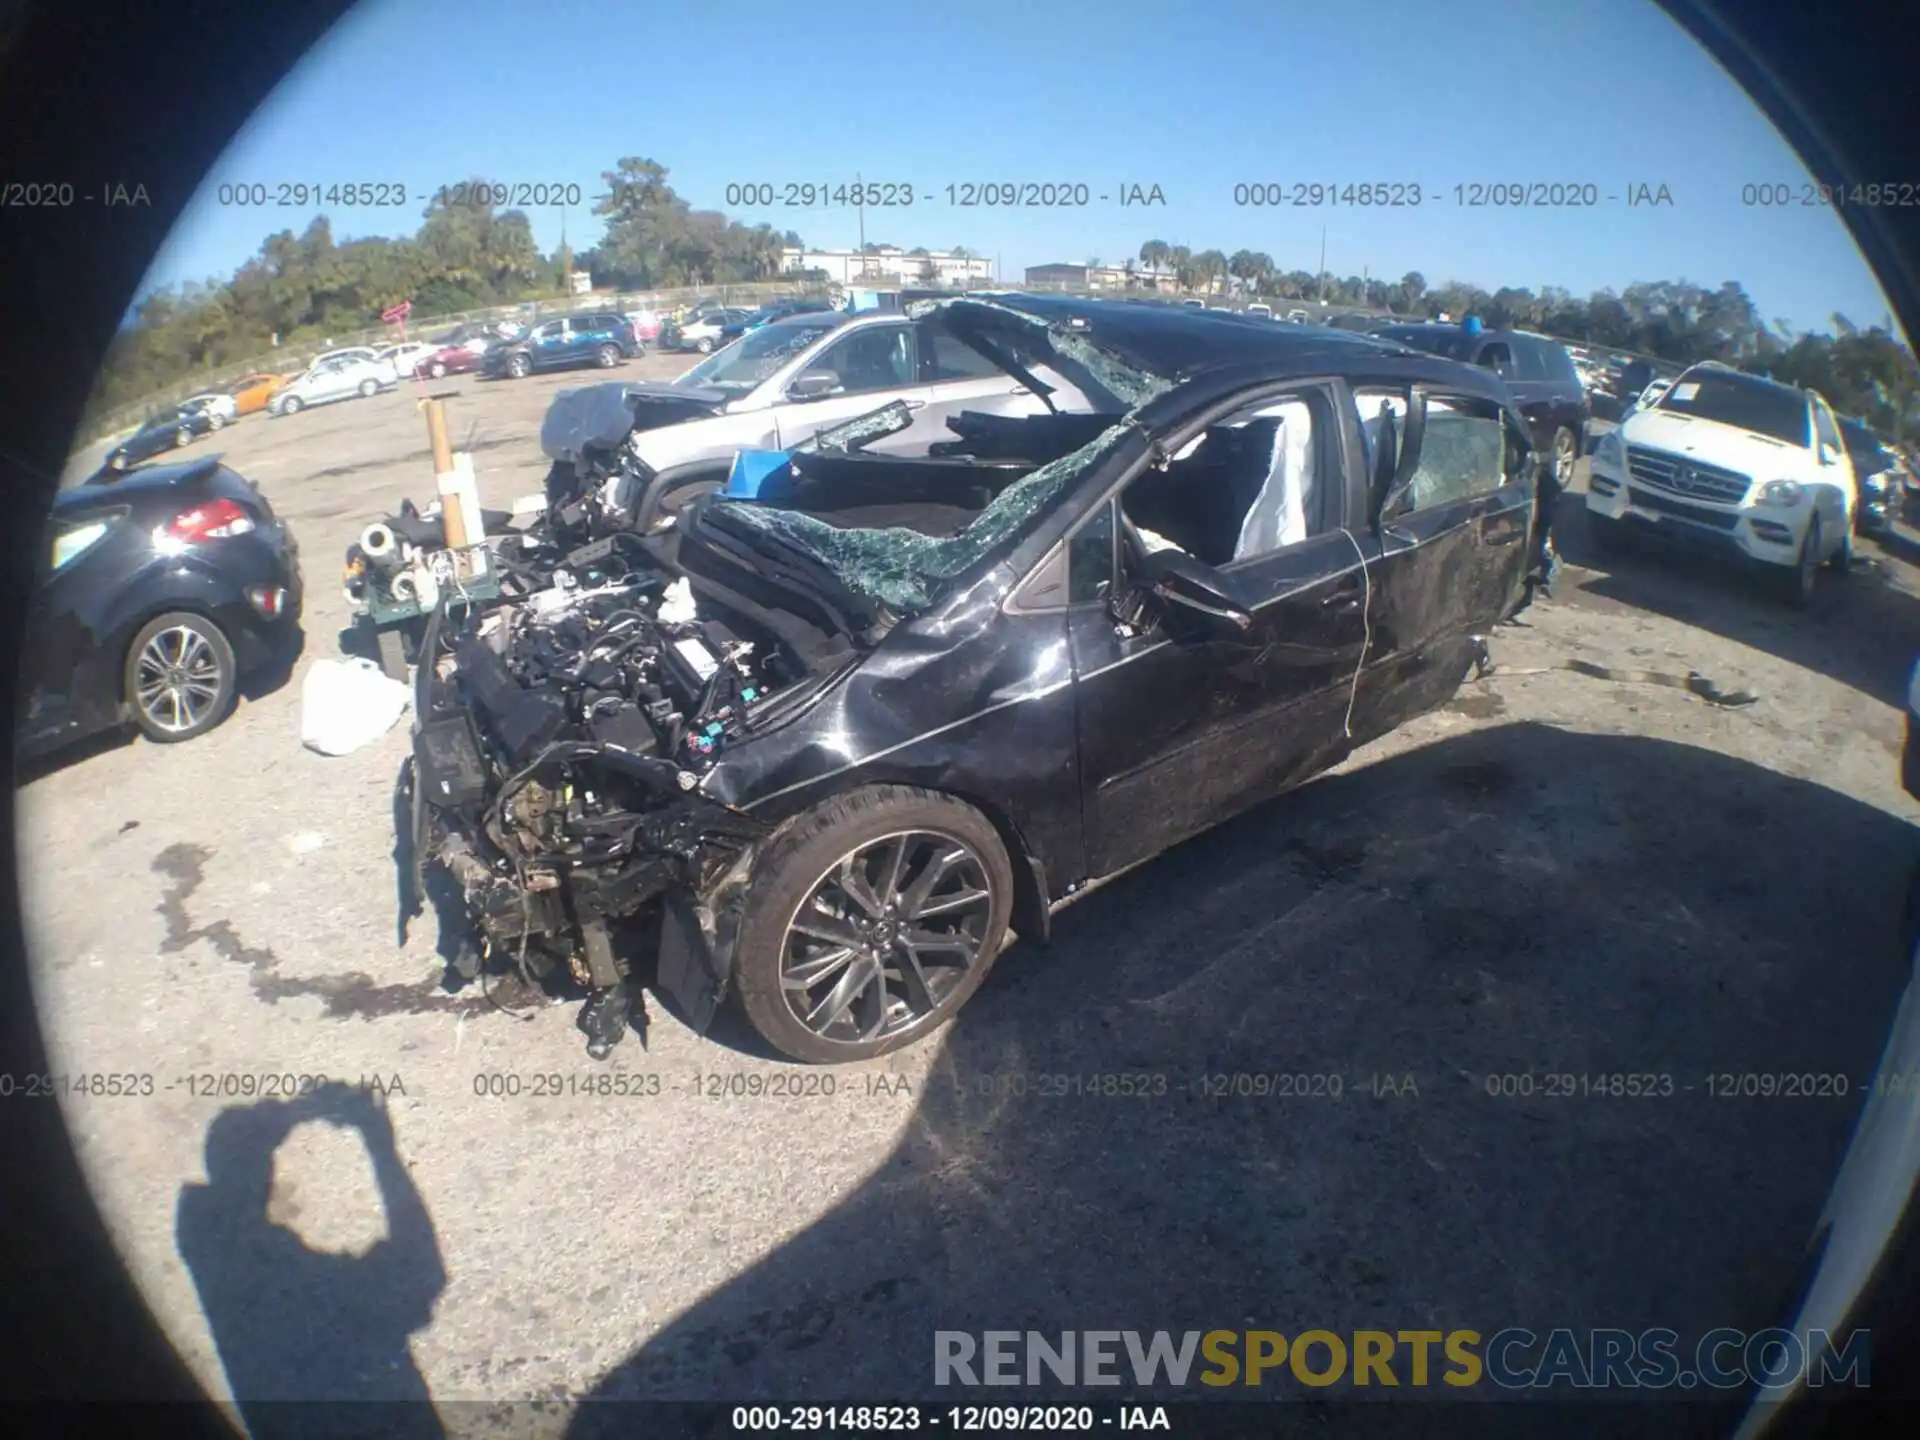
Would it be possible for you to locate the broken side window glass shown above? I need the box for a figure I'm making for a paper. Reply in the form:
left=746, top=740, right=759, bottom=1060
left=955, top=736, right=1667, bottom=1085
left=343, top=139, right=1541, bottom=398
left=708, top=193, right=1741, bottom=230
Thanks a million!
left=711, top=424, right=1137, bottom=615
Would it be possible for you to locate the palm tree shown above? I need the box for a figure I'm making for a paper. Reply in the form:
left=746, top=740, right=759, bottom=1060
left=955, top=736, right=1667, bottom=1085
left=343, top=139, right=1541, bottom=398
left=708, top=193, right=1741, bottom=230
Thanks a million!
left=1139, top=240, right=1170, bottom=284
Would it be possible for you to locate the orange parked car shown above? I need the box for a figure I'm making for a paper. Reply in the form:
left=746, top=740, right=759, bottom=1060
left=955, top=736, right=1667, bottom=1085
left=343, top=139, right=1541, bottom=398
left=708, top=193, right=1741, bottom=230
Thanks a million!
left=226, top=371, right=295, bottom=416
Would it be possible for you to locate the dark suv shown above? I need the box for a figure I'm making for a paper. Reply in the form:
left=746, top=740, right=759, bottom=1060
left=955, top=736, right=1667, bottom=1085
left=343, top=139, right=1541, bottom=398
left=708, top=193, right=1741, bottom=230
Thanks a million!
left=1377, top=324, right=1591, bottom=487
left=484, top=312, right=642, bottom=379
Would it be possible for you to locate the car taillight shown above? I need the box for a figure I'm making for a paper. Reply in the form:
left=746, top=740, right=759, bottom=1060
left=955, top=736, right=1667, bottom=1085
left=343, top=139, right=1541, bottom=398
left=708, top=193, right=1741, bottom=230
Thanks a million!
left=167, top=497, right=256, bottom=541
left=246, top=585, right=287, bottom=618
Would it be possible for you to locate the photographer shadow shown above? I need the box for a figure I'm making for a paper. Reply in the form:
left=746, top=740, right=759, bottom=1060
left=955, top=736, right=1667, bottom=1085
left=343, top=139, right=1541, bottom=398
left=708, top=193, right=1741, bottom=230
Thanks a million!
left=175, top=1082, right=447, bottom=1439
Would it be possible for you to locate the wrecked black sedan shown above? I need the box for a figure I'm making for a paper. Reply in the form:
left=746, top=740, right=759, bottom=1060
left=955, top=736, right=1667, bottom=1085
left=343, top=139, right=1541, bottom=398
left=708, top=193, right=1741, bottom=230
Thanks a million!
left=406, top=295, right=1547, bottom=1064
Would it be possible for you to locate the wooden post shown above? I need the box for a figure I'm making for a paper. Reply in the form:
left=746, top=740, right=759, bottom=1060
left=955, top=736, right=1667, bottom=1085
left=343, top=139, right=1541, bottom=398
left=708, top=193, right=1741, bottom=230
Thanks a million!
left=421, top=396, right=466, bottom=548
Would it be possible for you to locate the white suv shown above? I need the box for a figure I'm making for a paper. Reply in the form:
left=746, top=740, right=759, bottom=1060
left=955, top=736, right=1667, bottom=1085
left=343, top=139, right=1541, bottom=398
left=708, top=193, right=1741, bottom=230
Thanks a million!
left=1584, top=363, right=1855, bottom=604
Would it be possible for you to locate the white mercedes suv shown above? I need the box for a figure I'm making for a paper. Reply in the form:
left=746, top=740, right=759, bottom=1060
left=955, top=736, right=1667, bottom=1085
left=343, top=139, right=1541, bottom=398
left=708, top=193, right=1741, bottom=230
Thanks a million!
left=1585, top=363, right=1855, bottom=604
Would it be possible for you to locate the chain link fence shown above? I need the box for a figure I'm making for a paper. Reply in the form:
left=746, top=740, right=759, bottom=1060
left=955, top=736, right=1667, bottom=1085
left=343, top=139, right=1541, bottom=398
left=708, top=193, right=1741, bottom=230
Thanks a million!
left=75, top=280, right=837, bottom=447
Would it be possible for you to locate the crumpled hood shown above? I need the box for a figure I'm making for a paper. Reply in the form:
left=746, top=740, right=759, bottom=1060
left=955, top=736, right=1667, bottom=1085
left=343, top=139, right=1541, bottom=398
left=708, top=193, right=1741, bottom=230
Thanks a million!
left=540, top=381, right=733, bottom=464
left=1620, top=408, right=1810, bottom=477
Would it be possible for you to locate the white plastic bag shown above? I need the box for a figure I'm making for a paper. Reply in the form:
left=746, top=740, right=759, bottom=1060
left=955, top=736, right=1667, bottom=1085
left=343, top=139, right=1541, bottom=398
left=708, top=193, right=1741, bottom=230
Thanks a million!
left=300, top=657, right=411, bottom=756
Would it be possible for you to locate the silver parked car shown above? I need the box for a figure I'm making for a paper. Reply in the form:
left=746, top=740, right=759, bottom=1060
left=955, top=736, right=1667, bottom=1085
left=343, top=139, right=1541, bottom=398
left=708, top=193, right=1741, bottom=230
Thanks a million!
left=540, top=308, right=1090, bottom=526
left=266, top=353, right=400, bottom=415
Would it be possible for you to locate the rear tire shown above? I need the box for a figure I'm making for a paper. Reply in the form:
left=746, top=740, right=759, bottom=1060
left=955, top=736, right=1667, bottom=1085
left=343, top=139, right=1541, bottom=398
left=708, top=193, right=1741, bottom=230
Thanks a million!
left=731, top=785, right=1015, bottom=1064
left=596, top=343, right=620, bottom=368
left=174, top=428, right=192, bottom=448
left=430, top=361, right=447, bottom=379
left=208, top=412, right=226, bottom=431
left=694, top=337, right=715, bottom=354
left=124, top=611, right=237, bottom=744
left=359, top=378, right=379, bottom=397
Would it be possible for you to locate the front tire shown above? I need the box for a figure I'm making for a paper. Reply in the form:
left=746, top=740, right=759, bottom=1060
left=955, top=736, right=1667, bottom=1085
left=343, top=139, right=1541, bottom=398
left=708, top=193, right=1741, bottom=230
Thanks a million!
left=174, top=428, right=192, bottom=448
left=430, top=361, right=447, bottom=379
left=596, top=343, right=620, bottom=368
left=125, top=612, right=237, bottom=743
left=280, top=394, right=303, bottom=415
left=1780, top=515, right=1821, bottom=607
left=731, top=786, right=1015, bottom=1064
left=207, top=412, right=226, bottom=431
left=508, top=353, right=532, bottom=379
left=1827, top=513, right=1854, bottom=573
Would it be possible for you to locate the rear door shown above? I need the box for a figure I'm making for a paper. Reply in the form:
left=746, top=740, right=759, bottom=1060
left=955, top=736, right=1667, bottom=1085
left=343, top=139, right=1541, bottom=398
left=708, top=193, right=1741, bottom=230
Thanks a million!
left=1346, top=383, right=1535, bottom=743
left=771, top=321, right=931, bottom=448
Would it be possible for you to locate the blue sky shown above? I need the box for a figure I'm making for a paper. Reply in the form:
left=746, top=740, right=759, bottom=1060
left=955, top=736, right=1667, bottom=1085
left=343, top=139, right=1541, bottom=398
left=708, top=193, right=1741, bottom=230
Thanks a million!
left=141, top=0, right=1898, bottom=336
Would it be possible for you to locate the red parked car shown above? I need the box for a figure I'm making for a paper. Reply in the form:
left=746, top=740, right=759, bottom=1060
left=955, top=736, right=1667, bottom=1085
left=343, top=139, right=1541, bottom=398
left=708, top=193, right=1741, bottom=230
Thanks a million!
left=412, top=343, right=488, bottom=380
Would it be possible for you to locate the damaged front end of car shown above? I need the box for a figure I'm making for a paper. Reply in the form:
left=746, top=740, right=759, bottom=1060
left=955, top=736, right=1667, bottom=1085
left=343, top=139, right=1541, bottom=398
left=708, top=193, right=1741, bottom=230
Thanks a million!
left=401, top=557, right=804, bottom=1057
left=399, top=294, right=1175, bottom=1058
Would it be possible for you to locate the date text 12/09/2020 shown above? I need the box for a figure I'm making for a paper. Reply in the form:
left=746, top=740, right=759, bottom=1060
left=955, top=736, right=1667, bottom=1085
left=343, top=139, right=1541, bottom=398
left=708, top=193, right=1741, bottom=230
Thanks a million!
left=1227, top=182, right=1675, bottom=207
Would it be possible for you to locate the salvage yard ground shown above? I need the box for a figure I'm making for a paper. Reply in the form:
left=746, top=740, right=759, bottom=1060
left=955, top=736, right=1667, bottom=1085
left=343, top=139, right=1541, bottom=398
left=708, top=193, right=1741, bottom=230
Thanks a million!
left=21, top=361, right=1920, bottom=1423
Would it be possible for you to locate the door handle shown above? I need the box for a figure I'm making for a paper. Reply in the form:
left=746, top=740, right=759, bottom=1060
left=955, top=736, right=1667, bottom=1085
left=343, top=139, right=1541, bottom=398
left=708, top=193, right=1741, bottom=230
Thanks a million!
left=1320, top=578, right=1364, bottom=610
left=902, top=400, right=927, bottom=411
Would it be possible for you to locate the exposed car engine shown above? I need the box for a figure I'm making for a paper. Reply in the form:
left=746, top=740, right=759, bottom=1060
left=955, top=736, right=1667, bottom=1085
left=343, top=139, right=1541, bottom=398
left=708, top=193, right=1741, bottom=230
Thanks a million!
left=405, top=547, right=801, bottom=1058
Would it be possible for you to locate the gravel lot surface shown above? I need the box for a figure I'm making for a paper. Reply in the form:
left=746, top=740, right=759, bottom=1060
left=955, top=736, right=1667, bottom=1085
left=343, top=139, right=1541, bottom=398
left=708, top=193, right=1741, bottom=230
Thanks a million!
left=21, top=367, right=1920, bottom=1428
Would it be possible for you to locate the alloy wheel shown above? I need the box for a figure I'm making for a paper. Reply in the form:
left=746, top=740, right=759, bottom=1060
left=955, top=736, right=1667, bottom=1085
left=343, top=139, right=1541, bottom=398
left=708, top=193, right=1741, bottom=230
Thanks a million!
left=778, top=829, right=996, bottom=1046
left=1554, top=429, right=1577, bottom=486
left=135, top=625, right=224, bottom=735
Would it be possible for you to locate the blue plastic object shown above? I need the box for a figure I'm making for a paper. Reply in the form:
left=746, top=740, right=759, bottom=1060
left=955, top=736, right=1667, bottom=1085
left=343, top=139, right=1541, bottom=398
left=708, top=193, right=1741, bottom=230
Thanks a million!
left=724, top=448, right=795, bottom=500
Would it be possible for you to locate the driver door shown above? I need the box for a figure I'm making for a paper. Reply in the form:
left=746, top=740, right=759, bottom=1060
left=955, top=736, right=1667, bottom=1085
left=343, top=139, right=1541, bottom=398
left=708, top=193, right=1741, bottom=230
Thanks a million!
left=1064, top=386, right=1371, bottom=877
left=771, top=321, right=931, bottom=448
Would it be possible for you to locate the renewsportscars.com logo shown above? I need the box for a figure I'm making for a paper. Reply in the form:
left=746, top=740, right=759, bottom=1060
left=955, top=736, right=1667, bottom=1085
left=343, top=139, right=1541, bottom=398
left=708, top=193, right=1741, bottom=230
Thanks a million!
left=934, top=1328, right=1871, bottom=1391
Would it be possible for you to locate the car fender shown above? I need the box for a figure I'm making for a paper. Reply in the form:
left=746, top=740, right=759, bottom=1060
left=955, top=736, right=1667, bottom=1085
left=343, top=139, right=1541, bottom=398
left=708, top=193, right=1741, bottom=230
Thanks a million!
left=655, top=779, right=1050, bottom=1036
left=68, top=559, right=251, bottom=725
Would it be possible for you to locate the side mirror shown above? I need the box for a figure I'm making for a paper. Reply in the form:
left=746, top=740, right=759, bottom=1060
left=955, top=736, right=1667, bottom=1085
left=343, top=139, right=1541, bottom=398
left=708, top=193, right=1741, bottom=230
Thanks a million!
left=787, top=371, right=841, bottom=401
left=1135, top=547, right=1254, bottom=640
left=1819, top=441, right=1842, bottom=466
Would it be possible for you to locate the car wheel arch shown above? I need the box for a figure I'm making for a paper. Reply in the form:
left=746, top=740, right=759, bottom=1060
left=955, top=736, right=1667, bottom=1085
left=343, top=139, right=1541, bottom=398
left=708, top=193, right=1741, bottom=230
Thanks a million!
left=747, top=776, right=1054, bottom=948
left=104, top=595, right=234, bottom=716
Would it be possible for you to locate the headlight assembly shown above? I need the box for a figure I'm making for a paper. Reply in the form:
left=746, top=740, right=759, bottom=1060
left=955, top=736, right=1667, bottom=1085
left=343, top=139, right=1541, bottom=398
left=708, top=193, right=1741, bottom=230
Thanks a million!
left=1757, top=480, right=1805, bottom=507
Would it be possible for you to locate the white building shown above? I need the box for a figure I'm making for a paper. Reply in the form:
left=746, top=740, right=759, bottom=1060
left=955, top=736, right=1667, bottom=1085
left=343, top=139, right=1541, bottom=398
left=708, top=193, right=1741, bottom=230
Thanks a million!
left=780, top=247, right=995, bottom=287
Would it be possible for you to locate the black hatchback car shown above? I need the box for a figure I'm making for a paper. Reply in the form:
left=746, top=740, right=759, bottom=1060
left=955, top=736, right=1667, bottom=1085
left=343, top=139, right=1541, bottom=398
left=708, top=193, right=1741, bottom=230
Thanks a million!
left=409, top=295, right=1547, bottom=1063
left=1376, top=323, right=1590, bottom=488
left=483, top=311, right=642, bottom=379
left=101, top=403, right=221, bottom=473
left=18, top=457, right=303, bottom=758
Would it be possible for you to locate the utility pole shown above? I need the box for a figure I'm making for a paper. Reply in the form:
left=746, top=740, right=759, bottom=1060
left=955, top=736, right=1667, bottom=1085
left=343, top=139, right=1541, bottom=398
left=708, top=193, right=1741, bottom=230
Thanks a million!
left=1317, top=225, right=1327, bottom=302
left=856, top=170, right=866, bottom=263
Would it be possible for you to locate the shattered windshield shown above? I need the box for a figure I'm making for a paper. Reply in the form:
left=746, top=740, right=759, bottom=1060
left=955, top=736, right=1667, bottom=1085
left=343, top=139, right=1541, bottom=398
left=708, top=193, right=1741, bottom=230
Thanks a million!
left=678, top=320, right=838, bottom=391
left=711, top=423, right=1137, bottom=615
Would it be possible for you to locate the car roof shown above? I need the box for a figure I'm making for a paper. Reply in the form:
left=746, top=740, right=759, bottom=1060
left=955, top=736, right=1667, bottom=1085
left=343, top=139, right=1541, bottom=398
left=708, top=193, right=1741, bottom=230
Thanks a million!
left=940, top=292, right=1423, bottom=382
left=765, top=310, right=856, bottom=331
